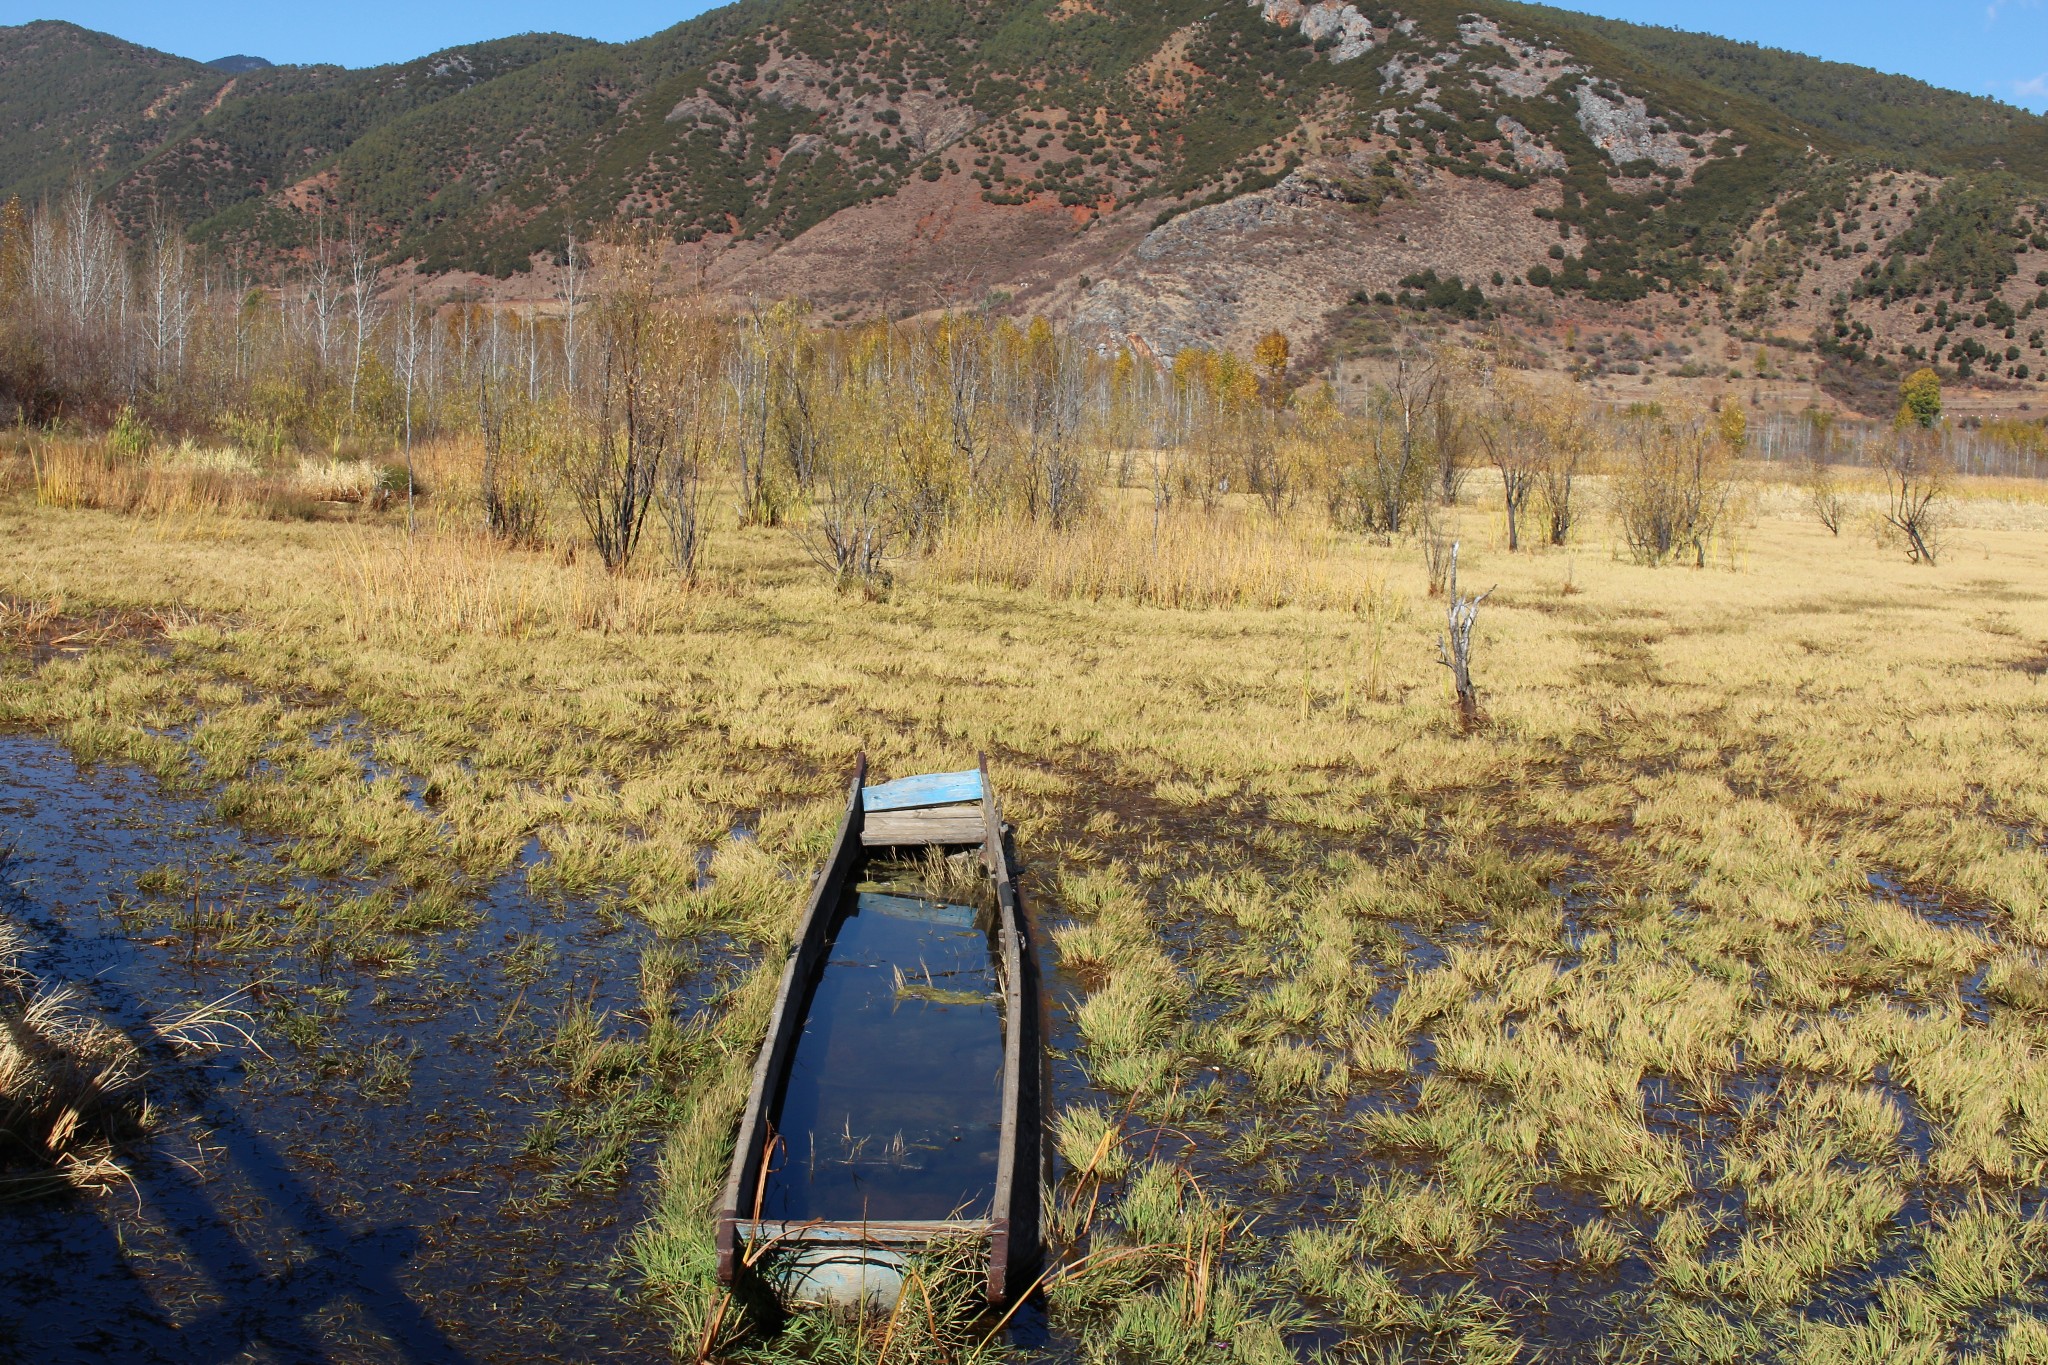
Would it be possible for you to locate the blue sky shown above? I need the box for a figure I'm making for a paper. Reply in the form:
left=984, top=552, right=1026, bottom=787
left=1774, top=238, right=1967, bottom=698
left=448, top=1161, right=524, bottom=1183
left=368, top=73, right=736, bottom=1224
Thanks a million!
left=9, top=1, right=2047, bottom=113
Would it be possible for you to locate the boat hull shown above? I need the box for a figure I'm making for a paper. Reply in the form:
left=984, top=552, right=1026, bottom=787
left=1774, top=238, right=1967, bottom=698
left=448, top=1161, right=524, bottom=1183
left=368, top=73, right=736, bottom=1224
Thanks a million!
left=715, top=755, right=1040, bottom=1308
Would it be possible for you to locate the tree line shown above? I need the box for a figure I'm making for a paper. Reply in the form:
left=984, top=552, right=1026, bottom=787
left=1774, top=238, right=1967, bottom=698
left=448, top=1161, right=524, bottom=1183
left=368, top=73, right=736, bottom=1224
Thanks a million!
left=1, top=187, right=1967, bottom=585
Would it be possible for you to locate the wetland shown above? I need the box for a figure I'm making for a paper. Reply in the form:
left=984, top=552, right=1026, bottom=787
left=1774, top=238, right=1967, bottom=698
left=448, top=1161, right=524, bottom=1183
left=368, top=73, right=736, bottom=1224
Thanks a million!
left=5, top=457, right=2048, bottom=1363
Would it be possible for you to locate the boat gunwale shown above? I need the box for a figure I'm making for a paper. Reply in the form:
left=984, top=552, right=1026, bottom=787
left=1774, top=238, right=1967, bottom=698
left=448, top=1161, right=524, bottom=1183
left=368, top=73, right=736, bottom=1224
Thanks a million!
left=980, top=751, right=1028, bottom=1307
left=715, top=753, right=869, bottom=1287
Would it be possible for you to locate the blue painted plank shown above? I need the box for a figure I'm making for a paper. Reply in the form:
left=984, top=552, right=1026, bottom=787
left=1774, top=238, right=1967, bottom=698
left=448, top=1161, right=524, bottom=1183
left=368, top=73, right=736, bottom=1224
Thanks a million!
left=861, top=769, right=983, bottom=813
left=856, top=892, right=982, bottom=929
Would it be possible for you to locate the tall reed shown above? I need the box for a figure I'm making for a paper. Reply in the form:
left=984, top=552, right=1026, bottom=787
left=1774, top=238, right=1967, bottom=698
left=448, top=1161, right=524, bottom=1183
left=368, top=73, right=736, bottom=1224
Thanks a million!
left=920, top=503, right=1379, bottom=611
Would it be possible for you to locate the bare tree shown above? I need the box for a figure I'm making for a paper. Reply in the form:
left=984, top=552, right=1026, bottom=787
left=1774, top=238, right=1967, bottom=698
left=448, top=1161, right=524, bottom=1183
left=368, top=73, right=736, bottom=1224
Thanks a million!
left=1378, top=346, right=1439, bottom=534
left=939, top=313, right=994, bottom=498
left=656, top=309, right=719, bottom=581
left=1614, top=407, right=1733, bottom=566
left=477, top=379, right=544, bottom=544
left=1476, top=381, right=1542, bottom=552
left=1431, top=347, right=1472, bottom=505
left=563, top=246, right=679, bottom=573
left=394, top=291, right=426, bottom=537
left=1536, top=395, right=1594, bottom=546
left=1801, top=448, right=1845, bottom=536
left=304, top=219, right=342, bottom=371
left=1017, top=320, right=1090, bottom=529
left=1435, top=542, right=1493, bottom=720
left=143, top=207, right=193, bottom=385
left=1872, top=429, right=1949, bottom=564
left=557, top=230, right=584, bottom=394
left=58, top=180, right=121, bottom=339
left=727, top=304, right=781, bottom=525
left=1420, top=506, right=1456, bottom=596
left=658, top=436, right=708, bottom=582
left=345, top=219, right=379, bottom=418
left=794, top=439, right=896, bottom=589
left=764, top=307, right=827, bottom=493
left=1330, top=345, right=1438, bottom=536
left=1240, top=408, right=1294, bottom=519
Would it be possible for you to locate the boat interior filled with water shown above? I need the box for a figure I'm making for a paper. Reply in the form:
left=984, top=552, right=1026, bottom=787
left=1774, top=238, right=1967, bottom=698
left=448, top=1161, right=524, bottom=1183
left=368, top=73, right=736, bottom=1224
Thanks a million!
left=716, top=755, right=1041, bottom=1311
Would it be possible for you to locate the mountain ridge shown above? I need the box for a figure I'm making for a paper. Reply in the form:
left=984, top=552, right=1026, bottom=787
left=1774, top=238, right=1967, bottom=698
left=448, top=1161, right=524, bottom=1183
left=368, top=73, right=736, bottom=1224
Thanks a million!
left=6, top=3, right=2048, bottom=409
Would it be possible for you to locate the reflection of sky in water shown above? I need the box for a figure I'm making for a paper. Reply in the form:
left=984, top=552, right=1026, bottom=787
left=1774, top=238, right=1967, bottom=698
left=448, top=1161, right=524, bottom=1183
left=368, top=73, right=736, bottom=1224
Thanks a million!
left=762, top=891, right=1004, bottom=1222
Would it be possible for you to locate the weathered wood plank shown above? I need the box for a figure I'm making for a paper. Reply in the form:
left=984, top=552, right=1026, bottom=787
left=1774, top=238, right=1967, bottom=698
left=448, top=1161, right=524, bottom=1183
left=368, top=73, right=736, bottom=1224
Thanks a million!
left=861, top=820, right=986, bottom=840
left=861, top=801, right=987, bottom=846
left=862, top=769, right=984, bottom=813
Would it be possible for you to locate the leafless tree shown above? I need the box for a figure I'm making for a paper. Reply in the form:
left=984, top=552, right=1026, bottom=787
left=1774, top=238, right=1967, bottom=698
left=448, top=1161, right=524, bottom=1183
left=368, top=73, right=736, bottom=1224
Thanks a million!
left=395, top=291, right=426, bottom=537
left=557, top=230, right=584, bottom=394
left=1536, top=396, right=1594, bottom=546
left=143, top=207, right=193, bottom=384
left=1476, top=382, right=1542, bottom=551
left=1018, top=323, right=1089, bottom=529
left=477, top=378, right=543, bottom=544
left=658, top=437, right=708, bottom=582
left=655, top=315, right=719, bottom=581
left=1614, top=407, right=1732, bottom=566
left=345, top=219, right=379, bottom=418
left=1240, top=409, right=1295, bottom=519
left=1435, top=541, right=1493, bottom=720
left=727, top=304, right=780, bottom=525
left=1367, top=347, right=1438, bottom=534
left=1801, top=448, right=1845, bottom=536
left=941, top=315, right=995, bottom=496
left=1872, top=429, right=1950, bottom=564
left=562, top=248, right=681, bottom=573
left=1420, top=506, right=1456, bottom=596
left=304, top=219, right=342, bottom=371
left=1431, top=349, right=1471, bottom=505
left=58, top=180, right=122, bottom=340
left=794, top=444, right=896, bottom=587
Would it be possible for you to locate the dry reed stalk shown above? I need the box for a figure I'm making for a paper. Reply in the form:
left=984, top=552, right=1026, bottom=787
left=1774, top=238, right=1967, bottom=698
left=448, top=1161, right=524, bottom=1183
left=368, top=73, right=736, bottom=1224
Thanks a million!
left=28, top=438, right=309, bottom=521
left=0, top=920, right=146, bottom=1199
left=336, top=530, right=688, bottom=640
left=921, top=504, right=1374, bottom=610
left=294, top=457, right=390, bottom=506
left=0, top=595, right=64, bottom=646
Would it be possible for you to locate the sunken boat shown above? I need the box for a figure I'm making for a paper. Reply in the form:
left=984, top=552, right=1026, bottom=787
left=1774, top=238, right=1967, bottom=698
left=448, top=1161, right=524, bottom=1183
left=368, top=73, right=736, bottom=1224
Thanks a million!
left=716, top=755, right=1042, bottom=1311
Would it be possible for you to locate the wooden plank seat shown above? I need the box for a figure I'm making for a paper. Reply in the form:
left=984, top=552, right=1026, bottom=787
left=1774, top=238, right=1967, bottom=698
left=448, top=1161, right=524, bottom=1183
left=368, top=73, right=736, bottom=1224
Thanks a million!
left=861, top=801, right=986, bottom=846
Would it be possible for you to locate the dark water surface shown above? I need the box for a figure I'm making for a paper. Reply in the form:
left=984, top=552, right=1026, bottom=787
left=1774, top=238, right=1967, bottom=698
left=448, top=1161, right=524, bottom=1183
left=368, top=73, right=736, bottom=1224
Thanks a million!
left=0, top=735, right=660, bottom=1364
left=759, top=888, right=1004, bottom=1223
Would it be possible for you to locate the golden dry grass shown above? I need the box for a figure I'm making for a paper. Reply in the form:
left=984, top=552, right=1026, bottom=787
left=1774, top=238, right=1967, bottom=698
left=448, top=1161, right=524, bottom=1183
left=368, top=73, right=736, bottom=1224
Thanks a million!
left=6, top=447, right=2048, bottom=1360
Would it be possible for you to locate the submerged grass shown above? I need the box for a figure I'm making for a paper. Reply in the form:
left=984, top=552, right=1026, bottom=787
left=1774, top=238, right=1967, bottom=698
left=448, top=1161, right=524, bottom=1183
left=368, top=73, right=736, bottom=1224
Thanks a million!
left=7, top=452, right=2048, bottom=1358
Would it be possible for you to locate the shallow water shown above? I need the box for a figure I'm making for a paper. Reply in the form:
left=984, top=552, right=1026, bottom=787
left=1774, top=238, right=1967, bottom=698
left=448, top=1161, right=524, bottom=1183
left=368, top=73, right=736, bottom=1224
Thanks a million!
left=0, top=734, right=660, bottom=1363
left=760, top=887, right=1004, bottom=1224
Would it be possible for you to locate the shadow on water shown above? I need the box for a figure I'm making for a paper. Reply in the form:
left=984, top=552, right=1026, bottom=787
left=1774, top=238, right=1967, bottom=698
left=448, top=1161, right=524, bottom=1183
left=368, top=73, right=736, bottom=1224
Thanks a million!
left=0, top=734, right=660, bottom=1363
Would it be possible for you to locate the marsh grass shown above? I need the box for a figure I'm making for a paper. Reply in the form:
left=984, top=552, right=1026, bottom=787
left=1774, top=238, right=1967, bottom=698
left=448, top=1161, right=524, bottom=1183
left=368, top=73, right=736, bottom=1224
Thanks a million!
left=29, top=437, right=327, bottom=521
left=0, top=918, right=148, bottom=1198
left=921, top=503, right=1378, bottom=611
left=11, top=447, right=2048, bottom=1358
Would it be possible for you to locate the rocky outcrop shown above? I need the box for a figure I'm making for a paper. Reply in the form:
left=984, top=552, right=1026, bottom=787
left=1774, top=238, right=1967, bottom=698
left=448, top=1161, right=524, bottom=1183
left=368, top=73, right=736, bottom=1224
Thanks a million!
left=1573, top=82, right=1694, bottom=171
left=1071, top=167, right=1558, bottom=358
left=1248, top=0, right=1378, bottom=64
left=1496, top=116, right=1566, bottom=172
left=665, top=92, right=733, bottom=124
left=1461, top=17, right=1582, bottom=98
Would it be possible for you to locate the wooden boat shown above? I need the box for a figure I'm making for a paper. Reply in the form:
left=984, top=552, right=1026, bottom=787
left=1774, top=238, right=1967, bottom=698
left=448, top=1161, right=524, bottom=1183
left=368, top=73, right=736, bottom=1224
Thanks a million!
left=715, top=754, right=1041, bottom=1311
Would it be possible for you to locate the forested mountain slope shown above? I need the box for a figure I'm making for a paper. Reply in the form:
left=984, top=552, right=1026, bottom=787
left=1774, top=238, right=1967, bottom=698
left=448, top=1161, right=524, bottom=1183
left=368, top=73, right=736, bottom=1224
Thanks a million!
left=6, top=2, right=2047, bottom=404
